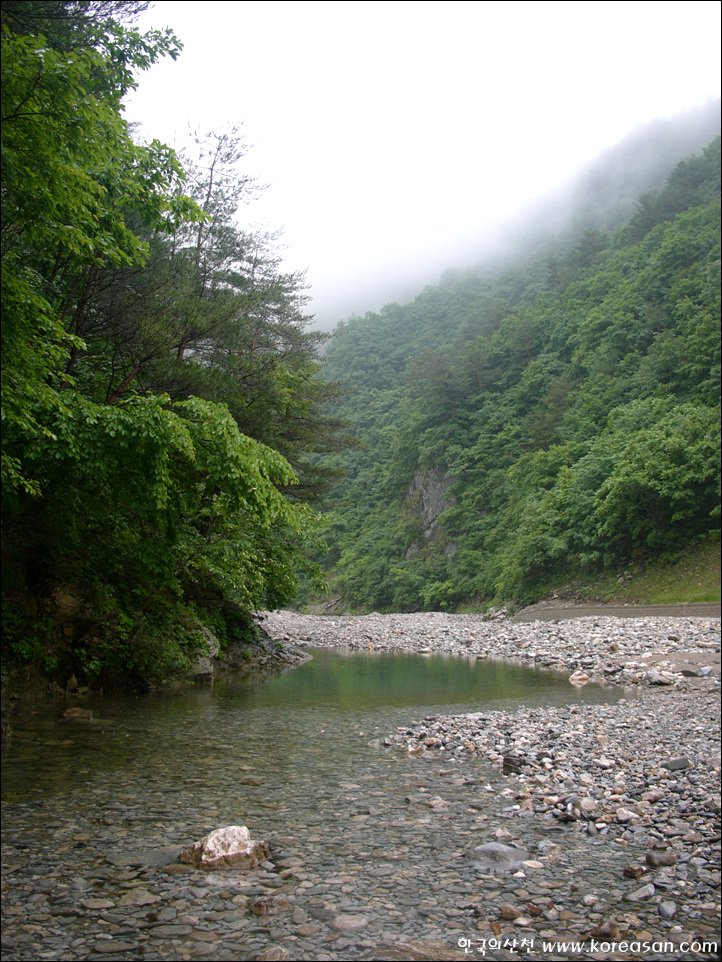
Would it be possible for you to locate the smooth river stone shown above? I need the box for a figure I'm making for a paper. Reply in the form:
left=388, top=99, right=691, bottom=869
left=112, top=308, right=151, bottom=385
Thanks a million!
left=331, top=914, right=370, bottom=931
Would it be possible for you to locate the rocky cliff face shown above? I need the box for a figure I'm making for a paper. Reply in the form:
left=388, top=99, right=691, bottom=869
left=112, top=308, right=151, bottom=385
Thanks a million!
left=406, top=468, right=456, bottom=558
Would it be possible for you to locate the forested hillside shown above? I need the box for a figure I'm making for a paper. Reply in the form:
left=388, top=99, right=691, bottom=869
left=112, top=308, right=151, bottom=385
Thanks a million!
left=2, top=2, right=719, bottom=688
left=317, top=133, right=721, bottom=611
left=1, top=2, right=342, bottom=686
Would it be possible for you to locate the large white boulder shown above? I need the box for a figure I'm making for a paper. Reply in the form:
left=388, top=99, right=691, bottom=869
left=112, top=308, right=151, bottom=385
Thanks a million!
left=179, top=825, right=268, bottom=870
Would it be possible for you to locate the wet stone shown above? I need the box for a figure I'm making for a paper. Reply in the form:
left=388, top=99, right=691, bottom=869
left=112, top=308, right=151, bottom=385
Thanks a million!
left=91, top=943, right=139, bottom=954
left=625, top=882, right=656, bottom=901
left=646, top=850, right=678, bottom=868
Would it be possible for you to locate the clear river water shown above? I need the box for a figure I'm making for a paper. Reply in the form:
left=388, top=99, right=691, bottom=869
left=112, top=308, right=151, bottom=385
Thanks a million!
left=2, top=648, right=620, bottom=801
left=1, top=648, right=621, bottom=960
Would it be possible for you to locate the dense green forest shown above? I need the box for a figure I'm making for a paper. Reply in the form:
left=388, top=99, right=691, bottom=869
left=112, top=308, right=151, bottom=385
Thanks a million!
left=316, top=132, right=721, bottom=612
left=2, top=3, right=720, bottom=688
left=1, top=2, right=343, bottom=686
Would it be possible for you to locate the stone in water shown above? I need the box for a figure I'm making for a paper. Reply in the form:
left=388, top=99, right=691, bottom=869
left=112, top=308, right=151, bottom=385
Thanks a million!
left=179, top=825, right=268, bottom=870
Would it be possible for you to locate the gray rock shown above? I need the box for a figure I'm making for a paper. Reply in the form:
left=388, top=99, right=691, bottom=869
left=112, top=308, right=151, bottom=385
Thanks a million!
left=105, top=846, right=180, bottom=868
left=92, top=942, right=139, bottom=954
left=625, top=883, right=655, bottom=901
left=502, top=755, right=523, bottom=775
left=255, top=947, right=292, bottom=960
left=659, top=901, right=677, bottom=919
left=470, top=842, right=528, bottom=870
left=660, top=756, right=691, bottom=771
left=148, top=924, right=193, bottom=936
left=681, top=665, right=714, bottom=677
left=80, top=898, right=115, bottom=910
left=117, top=889, right=161, bottom=907
left=646, top=670, right=678, bottom=685
left=251, top=896, right=291, bottom=916
left=364, top=941, right=471, bottom=961
left=331, top=914, right=370, bottom=931
left=646, top=850, right=678, bottom=868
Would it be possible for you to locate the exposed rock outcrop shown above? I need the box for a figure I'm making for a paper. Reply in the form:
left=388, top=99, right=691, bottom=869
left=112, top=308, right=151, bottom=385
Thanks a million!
left=190, top=626, right=221, bottom=677
left=406, top=467, right=456, bottom=559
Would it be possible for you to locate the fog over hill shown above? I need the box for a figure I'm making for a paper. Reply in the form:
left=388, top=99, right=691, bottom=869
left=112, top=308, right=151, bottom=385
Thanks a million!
left=314, top=125, right=721, bottom=612
left=316, top=100, right=720, bottom=328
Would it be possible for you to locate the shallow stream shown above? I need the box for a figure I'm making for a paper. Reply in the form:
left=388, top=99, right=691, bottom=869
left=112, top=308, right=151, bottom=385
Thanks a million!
left=1, top=648, right=620, bottom=960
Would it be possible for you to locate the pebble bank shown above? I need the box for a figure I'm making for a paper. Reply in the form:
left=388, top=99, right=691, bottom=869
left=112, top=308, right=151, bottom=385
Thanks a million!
left=262, top=610, right=721, bottom=959
left=1, top=610, right=719, bottom=961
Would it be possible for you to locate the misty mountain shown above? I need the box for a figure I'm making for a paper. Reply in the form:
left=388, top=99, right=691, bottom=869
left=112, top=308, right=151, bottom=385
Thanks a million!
left=311, top=122, right=721, bottom=611
left=320, top=100, right=720, bottom=326
left=500, top=99, right=721, bottom=252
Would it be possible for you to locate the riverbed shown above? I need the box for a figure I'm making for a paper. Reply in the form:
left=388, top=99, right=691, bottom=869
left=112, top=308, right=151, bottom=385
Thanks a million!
left=1, top=613, right=720, bottom=961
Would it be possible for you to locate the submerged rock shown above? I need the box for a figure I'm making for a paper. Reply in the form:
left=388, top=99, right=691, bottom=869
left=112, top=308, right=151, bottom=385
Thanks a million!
left=588, top=921, right=621, bottom=939
left=251, top=896, right=291, bottom=916
left=469, top=841, right=529, bottom=870
left=61, top=707, right=93, bottom=722
left=503, top=755, right=523, bottom=775
left=255, top=949, right=291, bottom=962
left=646, top=849, right=677, bottom=868
left=179, top=825, right=269, bottom=870
left=331, top=914, right=370, bottom=931
left=363, top=941, right=466, bottom=961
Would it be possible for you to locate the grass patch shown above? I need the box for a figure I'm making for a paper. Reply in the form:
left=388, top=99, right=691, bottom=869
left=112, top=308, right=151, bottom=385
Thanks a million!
left=580, top=536, right=720, bottom=605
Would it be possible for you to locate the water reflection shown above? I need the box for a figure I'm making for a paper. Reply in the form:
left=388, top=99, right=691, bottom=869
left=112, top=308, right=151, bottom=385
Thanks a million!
left=2, top=649, right=619, bottom=803
left=214, top=647, right=619, bottom=711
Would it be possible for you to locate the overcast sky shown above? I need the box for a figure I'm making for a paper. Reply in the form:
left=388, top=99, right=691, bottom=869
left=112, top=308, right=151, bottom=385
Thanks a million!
left=125, top=1, right=721, bottom=327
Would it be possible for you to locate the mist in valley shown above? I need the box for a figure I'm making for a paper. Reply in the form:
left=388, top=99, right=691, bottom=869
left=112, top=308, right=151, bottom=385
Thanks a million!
left=313, top=99, right=721, bottom=329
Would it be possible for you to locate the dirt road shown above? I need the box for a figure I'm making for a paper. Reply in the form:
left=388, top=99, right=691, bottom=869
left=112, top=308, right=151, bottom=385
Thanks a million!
left=512, top=601, right=720, bottom=621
